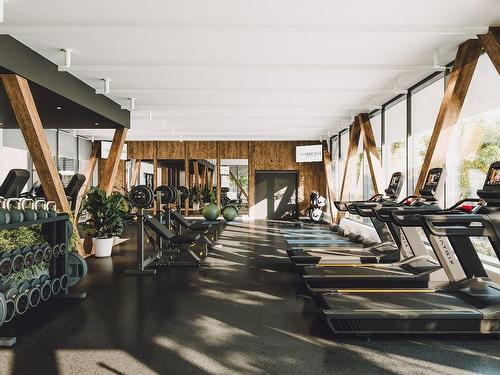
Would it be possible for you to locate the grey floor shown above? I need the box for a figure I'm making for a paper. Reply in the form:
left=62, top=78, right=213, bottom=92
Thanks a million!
left=1, top=220, right=500, bottom=374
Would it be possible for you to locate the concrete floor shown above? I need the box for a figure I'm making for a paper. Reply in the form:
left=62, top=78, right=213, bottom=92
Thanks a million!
left=1, top=220, right=500, bottom=374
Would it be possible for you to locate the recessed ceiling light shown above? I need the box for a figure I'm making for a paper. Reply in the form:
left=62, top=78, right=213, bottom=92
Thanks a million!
left=56, top=106, right=62, bottom=110
left=94, top=122, right=100, bottom=126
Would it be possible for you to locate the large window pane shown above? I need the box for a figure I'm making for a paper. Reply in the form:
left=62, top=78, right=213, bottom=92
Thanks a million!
left=445, top=54, right=500, bottom=213
left=384, top=100, right=407, bottom=195
left=363, top=114, right=382, bottom=199
left=410, top=78, right=444, bottom=191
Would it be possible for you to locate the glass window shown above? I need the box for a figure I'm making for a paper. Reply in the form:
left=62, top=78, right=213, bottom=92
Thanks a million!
left=58, top=131, right=77, bottom=186
left=410, top=78, right=444, bottom=192
left=384, top=99, right=407, bottom=195
left=329, top=136, right=339, bottom=196
left=363, top=114, right=382, bottom=199
left=445, top=53, right=500, bottom=210
left=339, top=130, right=349, bottom=188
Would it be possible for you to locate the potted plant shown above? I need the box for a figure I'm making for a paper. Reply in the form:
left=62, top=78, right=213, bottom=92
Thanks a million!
left=80, top=187, right=127, bottom=258
left=190, top=187, right=202, bottom=211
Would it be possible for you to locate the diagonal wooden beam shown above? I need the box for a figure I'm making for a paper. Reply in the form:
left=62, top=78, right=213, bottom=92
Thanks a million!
left=336, top=118, right=362, bottom=223
left=0, top=74, right=85, bottom=255
left=414, top=39, right=482, bottom=192
left=130, top=159, right=141, bottom=187
left=74, top=141, right=99, bottom=218
left=359, top=113, right=383, bottom=194
left=229, top=170, right=249, bottom=201
left=322, top=140, right=337, bottom=222
left=99, top=128, right=128, bottom=195
left=478, top=27, right=500, bottom=75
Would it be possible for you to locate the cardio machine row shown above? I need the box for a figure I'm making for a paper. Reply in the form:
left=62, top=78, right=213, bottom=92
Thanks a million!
left=286, top=162, right=500, bottom=335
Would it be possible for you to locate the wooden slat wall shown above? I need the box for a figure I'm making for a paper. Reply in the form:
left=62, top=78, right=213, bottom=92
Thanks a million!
left=218, top=141, right=250, bottom=159
left=186, top=141, right=218, bottom=159
left=156, top=141, right=186, bottom=159
left=99, top=140, right=326, bottom=215
left=248, top=141, right=325, bottom=213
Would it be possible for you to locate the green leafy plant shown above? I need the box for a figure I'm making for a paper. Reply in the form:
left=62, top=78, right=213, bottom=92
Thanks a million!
left=80, top=187, right=127, bottom=238
left=0, top=225, right=43, bottom=252
left=202, top=186, right=212, bottom=204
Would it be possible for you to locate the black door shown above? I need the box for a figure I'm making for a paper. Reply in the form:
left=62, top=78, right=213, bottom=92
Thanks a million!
left=255, top=171, right=298, bottom=220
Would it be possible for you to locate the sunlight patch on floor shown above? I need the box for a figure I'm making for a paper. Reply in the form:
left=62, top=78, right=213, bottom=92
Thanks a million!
left=55, top=349, right=157, bottom=374
left=192, top=315, right=253, bottom=345
left=0, top=350, right=14, bottom=374
left=240, top=290, right=283, bottom=301
left=199, top=288, right=264, bottom=305
left=154, top=336, right=236, bottom=375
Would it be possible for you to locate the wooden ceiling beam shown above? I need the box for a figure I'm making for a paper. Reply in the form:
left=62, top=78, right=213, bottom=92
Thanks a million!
left=414, top=39, right=482, bottom=193
left=478, top=27, right=500, bottom=75
left=98, top=128, right=128, bottom=195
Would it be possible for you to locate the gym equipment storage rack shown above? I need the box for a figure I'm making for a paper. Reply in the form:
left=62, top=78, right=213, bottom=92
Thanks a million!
left=0, top=214, right=86, bottom=346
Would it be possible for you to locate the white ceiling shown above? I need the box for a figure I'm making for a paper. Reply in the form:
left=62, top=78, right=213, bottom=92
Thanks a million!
left=1, top=0, right=499, bottom=140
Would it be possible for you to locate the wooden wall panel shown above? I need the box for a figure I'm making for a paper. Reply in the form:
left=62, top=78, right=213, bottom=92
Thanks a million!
left=186, top=141, right=218, bottom=159
left=126, top=141, right=156, bottom=159
left=218, top=141, right=249, bottom=159
left=156, top=141, right=186, bottom=159
left=249, top=141, right=325, bottom=213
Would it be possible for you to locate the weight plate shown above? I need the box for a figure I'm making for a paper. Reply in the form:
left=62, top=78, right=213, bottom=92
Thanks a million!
left=42, top=245, right=52, bottom=262
left=60, top=274, right=69, bottom=290
left=169, top=186, right=178, bottom=203
left=12, top=254, right=24, bottom=273
left=59, top=243, right=67, bottom=255
left=130, top=185, right=154, bottom=208
left=67, top=252, right=88, bottom=288
left=154, top=186, right=170, bottom=204
left=0, top=293, right=6, bottom=327
left=23, top=251, right=35, bottom=268
left=178, top=186, right=189, bottom=201
left=316, top=196, right=327, bottom=208
left=166, top=186, right=176, bottom=203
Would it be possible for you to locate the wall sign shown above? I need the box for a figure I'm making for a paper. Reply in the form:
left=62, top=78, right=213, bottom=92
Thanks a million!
left=220, top=166, right=230, bottom=175
left=296, top=144, right=323, bottom=163
left=101, top=141, right=128, bottom=160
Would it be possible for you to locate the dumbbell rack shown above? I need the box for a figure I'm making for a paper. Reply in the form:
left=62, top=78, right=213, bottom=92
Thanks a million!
left=0, top=214, right=86, bottom=346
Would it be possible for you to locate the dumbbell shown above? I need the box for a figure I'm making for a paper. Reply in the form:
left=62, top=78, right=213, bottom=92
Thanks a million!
left=33, top=245, right=44, bottom=265
left=60, top=274, right=69, bottom=292
left=22, top=246, right=35, bottom=268
left=38, top=275, right=52, bottom=301
left=41, top=244, right=52, bottom=263
left=3, top=294, right=15, bottom=323
left=27, top=278, right=42, bottom=308
left=47, top=201, right=58, bottom=218
left=59, top=243, right=67, bottom=256
left=5, top=284, right=29, bottom=316
left=11, top=249, right=25, bottom=273
left=0, top=252, right=13, bottom=278
left=52, top=244, right=61, bottom=258
left=51, top=278, right=62, bottom=295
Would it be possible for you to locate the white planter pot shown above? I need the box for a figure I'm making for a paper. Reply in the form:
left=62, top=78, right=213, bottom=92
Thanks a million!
left=192, top=202, right=200, bottom=211
left=93, top=237, right=114, bottom=258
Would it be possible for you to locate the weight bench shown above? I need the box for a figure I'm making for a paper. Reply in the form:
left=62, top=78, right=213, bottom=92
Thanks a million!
left=169, top=210, right=211, bottom=232
left=0, top=169, right=30, bottom=198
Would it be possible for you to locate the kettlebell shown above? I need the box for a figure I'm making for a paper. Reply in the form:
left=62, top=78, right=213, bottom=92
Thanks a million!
left=21, top=198, right=37, bottom=222
left=6, top=198, right=24, bottom=223
left=0, top=196, right=10, bottom=224
left=34, top=199, right=49, bottom=220
left=47, top=201, right=57, bottom=218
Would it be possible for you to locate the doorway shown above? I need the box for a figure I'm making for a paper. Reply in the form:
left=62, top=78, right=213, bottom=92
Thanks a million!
left=254, top=171, right=298, bottom=220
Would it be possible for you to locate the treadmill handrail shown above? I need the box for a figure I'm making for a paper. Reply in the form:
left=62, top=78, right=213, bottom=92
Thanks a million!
left=390, top=208, right=458, bottom=227
left=421, top=214, right=495, bottom=238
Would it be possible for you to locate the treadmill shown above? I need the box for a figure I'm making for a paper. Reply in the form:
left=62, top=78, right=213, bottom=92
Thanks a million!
left=301, top=168, right=449, bottom=291
left=287, top=172, right=405, bottom=266
left=321, top=161, right=500, bottom=335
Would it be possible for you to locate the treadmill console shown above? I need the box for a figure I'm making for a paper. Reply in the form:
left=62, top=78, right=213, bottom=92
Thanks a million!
left=477, top=161, right=500, bottom=206
left=420, top=167, right=446, bottom=202
left=385, top=172, right=404, bottom=199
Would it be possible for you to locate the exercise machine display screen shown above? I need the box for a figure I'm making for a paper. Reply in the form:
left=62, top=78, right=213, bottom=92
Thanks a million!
left=390, top=173, right=401, bottom=187
left=425, top=170, right=442, bottom=188
left=486, top=166, right=500, bottom=186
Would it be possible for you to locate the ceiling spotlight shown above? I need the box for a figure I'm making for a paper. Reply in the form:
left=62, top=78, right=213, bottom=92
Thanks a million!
left=368, top=97, right=382, bottom=111
left=94, top=122, right=100, bottom=126
left=149, top=111, right=153, bottom=122
left=56, top=106, right=62, bottom=110
left=129, top=98, right=135, bottom=111
left=393, top=80, right=408, bottom=95
left=61, top=48, right=72, bottom=69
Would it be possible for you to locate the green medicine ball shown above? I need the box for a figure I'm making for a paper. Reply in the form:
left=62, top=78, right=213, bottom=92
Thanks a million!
left=222, top=206, right=238, bottom=222
left=202, top=203, right=220, bottom=221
